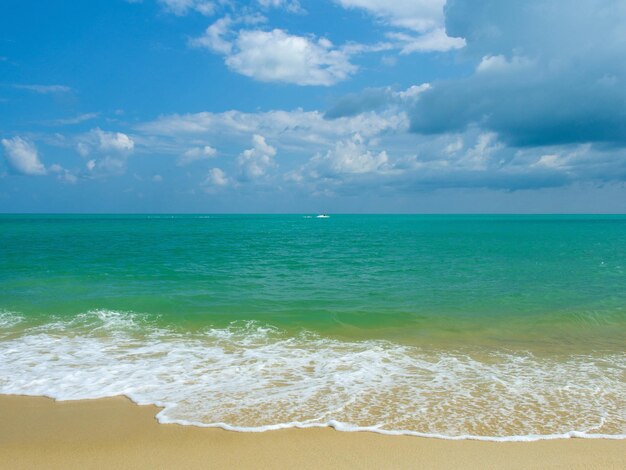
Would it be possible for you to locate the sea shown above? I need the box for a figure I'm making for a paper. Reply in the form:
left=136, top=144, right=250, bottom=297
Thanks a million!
left=1, top=214, right=624, bottom=441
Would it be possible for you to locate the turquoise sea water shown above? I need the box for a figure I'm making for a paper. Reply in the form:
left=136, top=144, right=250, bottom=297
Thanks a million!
left=1, top=214, right=625, bottom=439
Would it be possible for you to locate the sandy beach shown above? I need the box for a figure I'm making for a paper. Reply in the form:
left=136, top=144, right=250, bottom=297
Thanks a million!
left=0, top=395, right=623, bottom=470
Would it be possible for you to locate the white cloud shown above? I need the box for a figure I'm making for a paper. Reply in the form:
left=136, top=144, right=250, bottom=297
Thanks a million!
left=393, top=83, right=431, bottom=100
left=457, top=132, right=502, bottom=171
left=49, top=163, right=78, bottom=183
left=94, top=129, right=134, bottom=152
left=135, top=107, right=411, bottom=190
left=191, top=16, right=234, bottom=54
left=475, top=54, right=534, bottom=74
left=158, top=0, right=215, bottom=16
left=50, top=113, right=99, bottom=126
left=334, top=0, right=464, bottom=53
left=158, top=0, right=304, bottom=16
left=205, top=167, right=230, bottom=187
left=160, top=0, right=461, bottom=90
left=75, top=128, right=134, bottom=156
left=389, top=28, right=465, bottom=54
left=132, top=105, right=620, bottom=194
left=334, top=0, right=445, bottom=32
left=256, top=0, right=302, bottom=13
left=1, top=137, right=46, bottom=175
left=307, top=133, right=390, bottom=176
left=194, top=24, right=357, bottom=86
left=238, top=134, right=277, bottom=180
left=77, top=142, right=91, bottom=157
left=87, top=156, right=127, bottom=175
left=227, top=29, right=356, bottom=85
left=138, top=108, right=406, bottom=143
left=13, top=84, right=72, bottom=94
left=186, top=2, right=461, bottom=86
left=178, top=145, right=217, bottom=165
left=71, top=129, right=134, bottom=177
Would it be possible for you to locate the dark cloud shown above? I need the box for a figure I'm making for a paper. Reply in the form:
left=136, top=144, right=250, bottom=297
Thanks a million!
left=410, top=0, right=626, bottom=147
left=324, top=88, right=393, bottom=119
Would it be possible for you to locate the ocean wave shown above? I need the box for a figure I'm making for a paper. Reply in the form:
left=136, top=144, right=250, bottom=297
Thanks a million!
left=0, top=310, right=624, bottom=441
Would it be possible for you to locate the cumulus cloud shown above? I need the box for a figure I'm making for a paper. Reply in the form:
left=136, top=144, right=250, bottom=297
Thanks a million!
left=184, top=2, right=462, bottom=86
left=192, top=21, right=357, bottom=85
left=72, top=129, right=135, bottom=177
left=134, top=106, right=413, bottom=188
left=237, top=134, right=277, bottom=180
left=286, top=124, right=626, bottom=195
left=228, top=30, right=355, bottom=86
left=178, top=145, right=217, bottom=165
left=95, top=129, right=135, bottom=152
left=133, top=97, right=626, bottom=194
left=410, top=0, right=626, bottom=147
left=75, top=128, right=134, bottom=156
left=204, top=167, right=231, bottom=191
left=1, top=137, right=46, bottom=175
left=304, top=134, right=390, bottom=177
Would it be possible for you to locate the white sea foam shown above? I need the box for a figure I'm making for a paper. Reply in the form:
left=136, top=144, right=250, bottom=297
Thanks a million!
left=0, top=310, right=624, bottom=441
left=0, top=310, right=23, bottom=328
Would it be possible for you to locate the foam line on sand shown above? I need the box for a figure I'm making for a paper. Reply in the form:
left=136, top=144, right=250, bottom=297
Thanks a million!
left=0, top=395, right=624, bottom=470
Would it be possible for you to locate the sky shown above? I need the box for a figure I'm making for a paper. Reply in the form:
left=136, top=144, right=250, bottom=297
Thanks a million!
left=1, top=0, right=625, bottom=213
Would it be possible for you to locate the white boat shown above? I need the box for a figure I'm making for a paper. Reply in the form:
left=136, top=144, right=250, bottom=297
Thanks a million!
left=316, top=214, right=330, bottom=218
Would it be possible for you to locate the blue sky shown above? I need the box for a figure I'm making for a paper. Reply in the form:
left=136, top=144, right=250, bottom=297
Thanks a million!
left=1, top=0, right=625, bottom=213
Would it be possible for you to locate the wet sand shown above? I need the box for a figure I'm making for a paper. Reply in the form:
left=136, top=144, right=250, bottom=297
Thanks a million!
left=0, top=395, right=624, bottom=469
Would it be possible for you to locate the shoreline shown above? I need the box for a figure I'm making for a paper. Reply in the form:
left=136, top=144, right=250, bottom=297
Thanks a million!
left=1, top=395, right=624, bottom=469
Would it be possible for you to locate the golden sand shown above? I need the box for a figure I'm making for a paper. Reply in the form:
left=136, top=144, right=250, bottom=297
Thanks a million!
left=0, top=395, right=624, bottom=469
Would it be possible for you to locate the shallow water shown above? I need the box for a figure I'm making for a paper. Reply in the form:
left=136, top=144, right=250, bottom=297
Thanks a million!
left=1, top=214, right=625, bottom=439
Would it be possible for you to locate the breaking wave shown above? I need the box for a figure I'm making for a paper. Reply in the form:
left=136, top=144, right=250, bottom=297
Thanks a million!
left=0, top=310, right=624, bottom=441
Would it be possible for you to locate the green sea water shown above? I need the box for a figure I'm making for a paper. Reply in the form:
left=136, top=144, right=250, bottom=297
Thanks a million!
left=1, top=214, right=625, bottom=439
